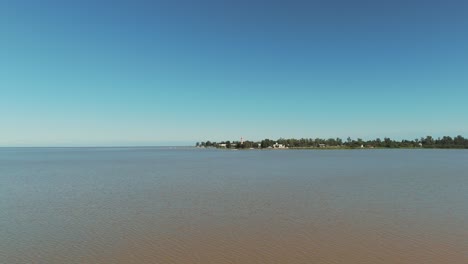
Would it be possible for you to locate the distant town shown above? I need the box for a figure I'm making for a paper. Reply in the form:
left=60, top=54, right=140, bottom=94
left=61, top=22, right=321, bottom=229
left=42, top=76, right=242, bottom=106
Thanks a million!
left=196, top=136, right=468, bottom=149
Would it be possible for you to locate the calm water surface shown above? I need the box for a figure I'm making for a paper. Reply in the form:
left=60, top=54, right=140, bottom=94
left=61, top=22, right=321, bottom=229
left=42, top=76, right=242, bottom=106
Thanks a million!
left=1, top=148, right=467, bottom=263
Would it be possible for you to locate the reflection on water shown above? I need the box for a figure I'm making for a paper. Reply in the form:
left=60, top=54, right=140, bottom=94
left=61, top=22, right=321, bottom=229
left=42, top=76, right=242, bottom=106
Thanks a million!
left=1, top=148, right=467, bottom=263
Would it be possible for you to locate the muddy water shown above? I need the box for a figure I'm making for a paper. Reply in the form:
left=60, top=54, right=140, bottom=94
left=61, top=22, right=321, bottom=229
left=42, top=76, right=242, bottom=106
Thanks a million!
left=1, top=148, right=467, bottom=263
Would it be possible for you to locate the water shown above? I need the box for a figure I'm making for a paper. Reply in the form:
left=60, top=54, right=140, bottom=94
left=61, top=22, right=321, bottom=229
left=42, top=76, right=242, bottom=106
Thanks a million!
left=1, top=148, right=467, bottom=263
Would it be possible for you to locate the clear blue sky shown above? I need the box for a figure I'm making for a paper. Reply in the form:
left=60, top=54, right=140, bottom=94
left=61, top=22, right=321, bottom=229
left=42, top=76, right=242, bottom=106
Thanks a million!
left=1, top=0, right=467, bottom=146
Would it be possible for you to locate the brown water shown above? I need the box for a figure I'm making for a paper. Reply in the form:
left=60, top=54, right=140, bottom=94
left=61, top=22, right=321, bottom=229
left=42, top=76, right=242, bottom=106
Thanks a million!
left=1, top=148, right=467, bottom=263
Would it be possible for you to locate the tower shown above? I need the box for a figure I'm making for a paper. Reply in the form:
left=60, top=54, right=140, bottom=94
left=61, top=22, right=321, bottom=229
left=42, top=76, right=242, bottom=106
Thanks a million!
left=240, top=137, right=244, bottom=145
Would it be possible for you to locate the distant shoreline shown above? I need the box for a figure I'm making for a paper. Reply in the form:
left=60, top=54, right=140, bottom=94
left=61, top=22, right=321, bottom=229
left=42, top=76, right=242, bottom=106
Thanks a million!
left=196, top=146, right=468, bottom=150
left=197, top=135, right=468, bottom=149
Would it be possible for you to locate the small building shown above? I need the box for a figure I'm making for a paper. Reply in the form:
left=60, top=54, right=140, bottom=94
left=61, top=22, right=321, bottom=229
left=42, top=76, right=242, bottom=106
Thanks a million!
left=318, top=144, right=326, bottom=148
left=273, top=143, right=286, bottom=149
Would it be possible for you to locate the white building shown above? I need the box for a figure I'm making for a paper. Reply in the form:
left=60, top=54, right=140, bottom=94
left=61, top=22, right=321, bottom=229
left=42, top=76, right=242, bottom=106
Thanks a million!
left=273, top=143, right=286, bottom=149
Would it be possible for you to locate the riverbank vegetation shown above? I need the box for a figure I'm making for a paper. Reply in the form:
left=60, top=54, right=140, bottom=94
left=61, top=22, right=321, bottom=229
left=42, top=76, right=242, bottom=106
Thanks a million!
left=196, top=135, right=468, bottom=149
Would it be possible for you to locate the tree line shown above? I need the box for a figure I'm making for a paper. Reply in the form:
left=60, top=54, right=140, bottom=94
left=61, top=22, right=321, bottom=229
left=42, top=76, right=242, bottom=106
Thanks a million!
left=196, top=135, right=468, bottom=149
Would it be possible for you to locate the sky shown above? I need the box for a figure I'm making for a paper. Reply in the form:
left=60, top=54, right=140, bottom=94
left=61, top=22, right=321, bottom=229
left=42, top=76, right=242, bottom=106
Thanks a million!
left=1, top=0, right=468, bottom=146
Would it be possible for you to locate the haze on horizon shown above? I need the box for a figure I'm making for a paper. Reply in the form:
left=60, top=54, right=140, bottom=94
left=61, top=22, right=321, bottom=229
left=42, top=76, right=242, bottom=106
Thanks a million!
left=1, top=1, right=467, bottom=146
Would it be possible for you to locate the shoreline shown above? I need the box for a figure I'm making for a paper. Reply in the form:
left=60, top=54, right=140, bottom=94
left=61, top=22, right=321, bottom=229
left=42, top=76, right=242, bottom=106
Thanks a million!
left=197, top=146, right=468, bottom=150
